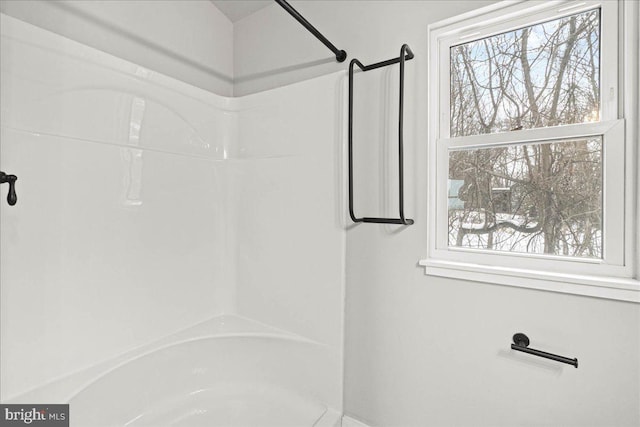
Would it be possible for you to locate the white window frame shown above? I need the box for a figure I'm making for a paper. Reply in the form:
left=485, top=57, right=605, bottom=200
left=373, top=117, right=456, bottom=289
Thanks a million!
left=421, top=0, right=640, bottom=302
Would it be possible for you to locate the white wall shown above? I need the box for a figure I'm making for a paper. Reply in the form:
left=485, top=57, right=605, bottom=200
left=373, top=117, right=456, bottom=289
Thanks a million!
left=0, top=14, right=235, bottom=399
left=233, top=1, right=640, bottom=426
left=0, top=0, right=234, bottom=96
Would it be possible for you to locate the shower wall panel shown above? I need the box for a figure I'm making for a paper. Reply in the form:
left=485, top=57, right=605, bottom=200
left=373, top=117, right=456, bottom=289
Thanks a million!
left=0, top=0, right=234, bottom=96
left=231, top=73, right=348, bottom=411
left=234, top=73, right=346, bottom=347
left=0, top=14, right=235, bottom=399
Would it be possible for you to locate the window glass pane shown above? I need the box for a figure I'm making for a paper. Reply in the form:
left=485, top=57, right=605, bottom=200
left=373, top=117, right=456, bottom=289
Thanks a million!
left=450, top=9, right=600, bottom=137
left=448, top=138, right=602, bottom=258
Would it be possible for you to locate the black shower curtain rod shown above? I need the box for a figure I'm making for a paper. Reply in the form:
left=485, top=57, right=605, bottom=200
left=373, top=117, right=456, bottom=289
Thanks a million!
left=275, top=0, right=347, bottom=62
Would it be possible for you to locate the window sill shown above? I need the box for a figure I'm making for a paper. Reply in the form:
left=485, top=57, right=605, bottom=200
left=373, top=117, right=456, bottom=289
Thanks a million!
left=418, top=259, right=640, bottom=303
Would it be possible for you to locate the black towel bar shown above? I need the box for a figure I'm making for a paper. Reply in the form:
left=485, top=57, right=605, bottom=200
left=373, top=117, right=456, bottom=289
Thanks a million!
left=511, top=333, right=578, bottom=368
left=348, top=44, right=414, bottom=225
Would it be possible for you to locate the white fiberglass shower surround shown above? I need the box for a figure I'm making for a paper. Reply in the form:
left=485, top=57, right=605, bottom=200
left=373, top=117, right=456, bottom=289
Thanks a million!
left=0, top=12, right=346, bottom=426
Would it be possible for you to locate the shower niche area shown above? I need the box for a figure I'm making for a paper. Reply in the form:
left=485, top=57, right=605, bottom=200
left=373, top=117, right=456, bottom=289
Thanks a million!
left=0, top=14, right=346, bottom=426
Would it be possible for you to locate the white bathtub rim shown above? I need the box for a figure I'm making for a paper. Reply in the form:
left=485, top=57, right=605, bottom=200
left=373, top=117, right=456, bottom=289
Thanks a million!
left=116, top=380, right=331, bottom=427
left=64, top=332, right=327, bottom=402
left=341, top=415, right=372, bottom=427
left=4, top=314, right=329, bottom=404
left=315, top=408, right=343, bottom=427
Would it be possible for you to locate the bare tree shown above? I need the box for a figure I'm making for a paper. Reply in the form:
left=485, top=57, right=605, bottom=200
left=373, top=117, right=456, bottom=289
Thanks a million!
left=448, top=9, right=601, bottom=258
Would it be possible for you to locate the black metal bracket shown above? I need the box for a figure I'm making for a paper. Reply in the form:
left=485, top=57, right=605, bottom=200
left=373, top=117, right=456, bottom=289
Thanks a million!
left=275, top=0, right=347, bottom=62
left=348, top=44, right=414, bottom=225
left=0, top=171, right=17, bottom=206
left=511, top=333, right=578, bottom=368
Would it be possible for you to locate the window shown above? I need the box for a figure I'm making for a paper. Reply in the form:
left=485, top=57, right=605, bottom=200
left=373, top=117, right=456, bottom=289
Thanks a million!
left=422, top=1, right=639, bottom=301
left=449, top=137, right=603, bottom=258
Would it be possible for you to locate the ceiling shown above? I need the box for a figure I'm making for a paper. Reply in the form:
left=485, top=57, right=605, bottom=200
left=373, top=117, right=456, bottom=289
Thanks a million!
left=210, top=1, right=272, bottom=22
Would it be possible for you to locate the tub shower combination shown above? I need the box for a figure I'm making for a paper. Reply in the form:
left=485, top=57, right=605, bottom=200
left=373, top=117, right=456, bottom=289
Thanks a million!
left=0, top=3, right=348, bottom=424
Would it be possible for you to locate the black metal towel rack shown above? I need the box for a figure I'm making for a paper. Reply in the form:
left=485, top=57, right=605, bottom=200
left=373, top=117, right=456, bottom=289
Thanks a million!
left=348, top=44, right=414, bottom=225
left=275, top=0, right=347, bottom=62
left=511, top=333, right=578, bottom=368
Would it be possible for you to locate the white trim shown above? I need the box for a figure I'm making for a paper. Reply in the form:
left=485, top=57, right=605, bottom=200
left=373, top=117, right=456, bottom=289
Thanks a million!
left=419, top=259, right=640, bottom=303
left=599, top=0, right=618, bottom=121
left=425, top=0, right=639, bottom=300
left=434, top=1, right=600, bottom=43
left=624, top=0, right=640, bottom=279
left=441, top=120, right=619, bottom=150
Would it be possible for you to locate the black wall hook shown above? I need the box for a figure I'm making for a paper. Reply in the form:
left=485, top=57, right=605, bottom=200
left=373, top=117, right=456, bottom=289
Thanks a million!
left=0, top=171, right=17, bottom=206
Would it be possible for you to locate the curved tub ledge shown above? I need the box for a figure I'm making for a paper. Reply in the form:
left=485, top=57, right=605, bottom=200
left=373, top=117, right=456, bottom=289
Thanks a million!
left=122, top=382, right=326, bottom=427
left=67, top=319, right=338, bottom=426
left=7, top=314, right=328, bottom=404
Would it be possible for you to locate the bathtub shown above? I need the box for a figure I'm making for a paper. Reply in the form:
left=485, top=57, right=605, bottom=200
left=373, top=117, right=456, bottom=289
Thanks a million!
left=10, top=315, right=342, bottom=427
